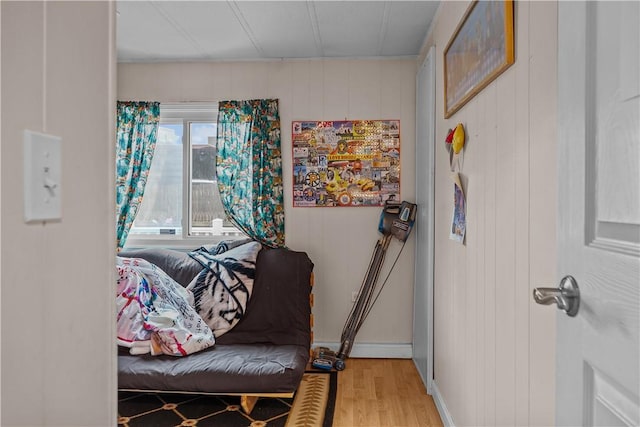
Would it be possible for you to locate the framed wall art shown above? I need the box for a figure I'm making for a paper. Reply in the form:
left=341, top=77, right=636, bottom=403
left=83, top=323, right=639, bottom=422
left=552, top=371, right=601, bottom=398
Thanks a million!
left=444, top=0, right=515, bottom=118
left=292, top=120, right=400, bottom=207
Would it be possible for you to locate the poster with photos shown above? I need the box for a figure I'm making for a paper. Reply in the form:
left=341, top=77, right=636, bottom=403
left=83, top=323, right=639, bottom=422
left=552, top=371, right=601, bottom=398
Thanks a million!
left=450, top=172, right=466, bottom=244
left=292, top=120, right=400, bottom=207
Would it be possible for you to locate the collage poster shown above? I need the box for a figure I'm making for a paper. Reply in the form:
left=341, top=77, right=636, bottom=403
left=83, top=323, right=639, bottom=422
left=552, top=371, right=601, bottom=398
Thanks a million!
left=292, top=120, right=400, bottom=207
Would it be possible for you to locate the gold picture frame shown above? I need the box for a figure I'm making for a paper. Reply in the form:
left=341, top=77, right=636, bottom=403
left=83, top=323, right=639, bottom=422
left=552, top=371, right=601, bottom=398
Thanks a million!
left=444, top=0, right=515, bottom=118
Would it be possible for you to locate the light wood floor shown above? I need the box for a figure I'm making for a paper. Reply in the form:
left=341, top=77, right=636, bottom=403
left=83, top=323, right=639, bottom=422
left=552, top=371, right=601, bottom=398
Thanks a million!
left=332, top=358, right=443, bottom=427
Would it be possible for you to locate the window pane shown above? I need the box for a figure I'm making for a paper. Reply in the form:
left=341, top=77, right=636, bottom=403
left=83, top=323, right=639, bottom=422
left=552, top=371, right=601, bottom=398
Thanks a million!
left=189, top=123, right=238, bottom=235
left=126, top=109, right=242, bottom=244
left=191, top=123, right=216, bottom=181
left=131, top=123, right=183, bottom=235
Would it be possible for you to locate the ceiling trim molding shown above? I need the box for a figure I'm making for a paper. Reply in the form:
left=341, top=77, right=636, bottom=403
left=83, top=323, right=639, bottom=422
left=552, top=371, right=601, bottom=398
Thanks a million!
left=117, top=55, right=420, bottom=65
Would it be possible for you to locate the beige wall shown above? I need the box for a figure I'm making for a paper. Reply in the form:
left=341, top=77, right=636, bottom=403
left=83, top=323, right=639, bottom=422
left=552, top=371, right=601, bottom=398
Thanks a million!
left=1, top=2, right=116, bottom=425
left=422, top=1, right=557, bottom=425
left=118, top=59, right=417, bottom=352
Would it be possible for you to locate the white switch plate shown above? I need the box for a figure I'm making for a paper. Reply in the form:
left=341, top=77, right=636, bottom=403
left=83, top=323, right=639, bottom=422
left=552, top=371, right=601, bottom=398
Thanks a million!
left=24, top=130, right=62, bottom=222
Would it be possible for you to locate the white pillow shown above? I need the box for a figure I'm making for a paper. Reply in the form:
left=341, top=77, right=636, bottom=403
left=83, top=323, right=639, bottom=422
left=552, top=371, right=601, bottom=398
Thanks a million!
left=186, top=241, right=262, bottom=337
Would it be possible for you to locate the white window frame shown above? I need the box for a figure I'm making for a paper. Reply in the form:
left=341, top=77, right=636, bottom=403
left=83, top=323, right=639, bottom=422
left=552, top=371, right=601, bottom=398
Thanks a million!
left=124, top=102, right=242, bottom=250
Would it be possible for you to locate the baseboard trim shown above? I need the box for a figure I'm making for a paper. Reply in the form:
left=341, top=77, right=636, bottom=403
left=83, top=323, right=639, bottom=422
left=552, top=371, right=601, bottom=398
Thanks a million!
left=312, top=342, right=412, bottom=359
left=431, top=379, right=455, bottom=427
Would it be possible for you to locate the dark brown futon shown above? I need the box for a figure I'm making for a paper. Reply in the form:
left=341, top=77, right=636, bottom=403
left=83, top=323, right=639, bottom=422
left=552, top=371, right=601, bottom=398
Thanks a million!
left=117, top=246, right=314, bottom=412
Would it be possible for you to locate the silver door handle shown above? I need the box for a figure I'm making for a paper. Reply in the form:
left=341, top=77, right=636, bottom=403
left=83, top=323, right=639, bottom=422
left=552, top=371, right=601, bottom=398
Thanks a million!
left=533, top=275, right=580, bottom=317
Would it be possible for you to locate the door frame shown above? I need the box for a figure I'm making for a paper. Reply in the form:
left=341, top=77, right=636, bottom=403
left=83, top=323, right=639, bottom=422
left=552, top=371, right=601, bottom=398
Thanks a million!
left=413, top=45, right=436, bottom=394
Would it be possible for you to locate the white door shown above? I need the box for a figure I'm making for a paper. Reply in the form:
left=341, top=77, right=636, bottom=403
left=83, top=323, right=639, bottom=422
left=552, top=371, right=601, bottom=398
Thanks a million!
left=414, top=46, right=435, bottom=393
left=554, top=2, right=640, bottom=426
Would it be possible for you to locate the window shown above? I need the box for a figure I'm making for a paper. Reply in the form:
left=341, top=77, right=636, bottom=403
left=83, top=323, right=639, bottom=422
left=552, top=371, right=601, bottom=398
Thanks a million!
left=126, top=103, right=241, bottom=248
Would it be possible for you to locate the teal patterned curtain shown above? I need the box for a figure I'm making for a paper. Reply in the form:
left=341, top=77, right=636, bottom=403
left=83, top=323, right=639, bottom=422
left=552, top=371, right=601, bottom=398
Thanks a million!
left=216, top=99, right=285, bottom=248
left=116, top=101, right=160, bottom=250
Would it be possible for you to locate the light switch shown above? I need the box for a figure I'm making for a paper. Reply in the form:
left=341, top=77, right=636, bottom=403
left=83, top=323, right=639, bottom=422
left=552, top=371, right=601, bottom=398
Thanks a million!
left=24, top=130, right=62, bottom=222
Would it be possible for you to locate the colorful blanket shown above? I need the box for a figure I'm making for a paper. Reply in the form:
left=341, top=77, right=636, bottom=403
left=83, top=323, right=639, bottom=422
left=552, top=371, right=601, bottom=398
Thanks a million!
left=116, top=257, right=215, bottom=356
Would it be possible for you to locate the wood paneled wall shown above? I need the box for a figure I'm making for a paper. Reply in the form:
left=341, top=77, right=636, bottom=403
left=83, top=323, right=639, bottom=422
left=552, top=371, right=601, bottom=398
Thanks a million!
left=1, top=2, right=116, bottom=425
left=118, top=59, right=418, bottom=352
left=422, top=2, right=558, bottom=425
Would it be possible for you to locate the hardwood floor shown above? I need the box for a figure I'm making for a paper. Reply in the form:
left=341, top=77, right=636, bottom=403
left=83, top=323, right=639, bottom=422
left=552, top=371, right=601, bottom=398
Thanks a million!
left=332, top=358, right=443, bottom=427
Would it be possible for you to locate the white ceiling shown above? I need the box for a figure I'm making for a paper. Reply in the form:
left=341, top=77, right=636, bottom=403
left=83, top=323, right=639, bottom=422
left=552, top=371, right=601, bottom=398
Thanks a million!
left=116, top=1, right=440, bottom=62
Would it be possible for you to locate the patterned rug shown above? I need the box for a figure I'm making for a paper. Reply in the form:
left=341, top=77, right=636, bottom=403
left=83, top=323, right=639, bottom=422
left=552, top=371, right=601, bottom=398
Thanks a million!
left=118, top=371, right=337, bottom=427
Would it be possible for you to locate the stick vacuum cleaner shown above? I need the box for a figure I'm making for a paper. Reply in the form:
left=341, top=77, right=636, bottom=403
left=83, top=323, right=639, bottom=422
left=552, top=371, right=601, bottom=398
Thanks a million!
left=332, top=200, right=417, bottom=370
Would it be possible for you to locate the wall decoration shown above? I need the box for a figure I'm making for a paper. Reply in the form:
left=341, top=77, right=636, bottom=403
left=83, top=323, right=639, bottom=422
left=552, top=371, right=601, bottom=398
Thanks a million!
left=445, top=123, right=466, bottom=172
left=292, top=120, right=400, bottom=207
left=450, top=172, right=466, bottom=244
left=444, top=0, right=515, bottom=118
